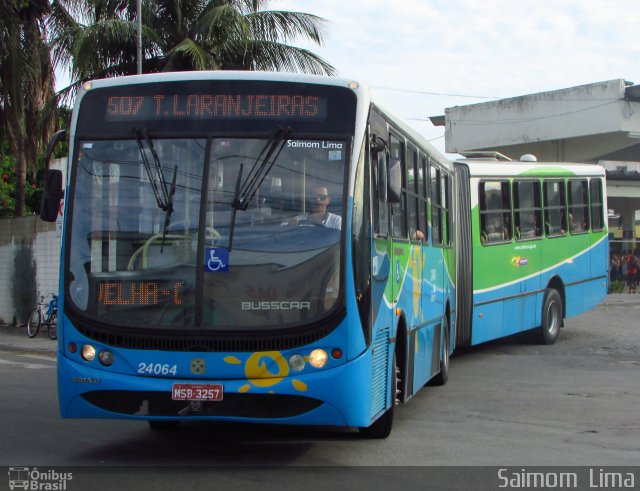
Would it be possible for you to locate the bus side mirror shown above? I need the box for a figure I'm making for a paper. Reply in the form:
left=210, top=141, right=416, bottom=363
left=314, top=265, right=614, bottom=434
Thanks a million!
left=387, top=157, right=402, bottom=204
left=40, top=130, right=67, bottom=222
left=40, top=169, right=63, bottom=222
left=376, top=151, right=388, bottom=202
left=371, top=135, right=388, bottom=202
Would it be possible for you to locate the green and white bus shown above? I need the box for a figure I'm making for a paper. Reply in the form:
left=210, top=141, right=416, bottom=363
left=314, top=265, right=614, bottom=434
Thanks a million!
left=454, top=158, right=608, bottom=347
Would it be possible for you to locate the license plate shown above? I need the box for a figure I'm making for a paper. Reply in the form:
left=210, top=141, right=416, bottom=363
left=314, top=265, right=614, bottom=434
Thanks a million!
left=171, top=383, right=223, bottom=401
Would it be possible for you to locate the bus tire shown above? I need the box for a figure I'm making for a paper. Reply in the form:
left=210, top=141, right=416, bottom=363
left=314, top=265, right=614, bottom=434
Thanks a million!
left=540, top=288, right=562, bottom=345
left=358, top=354, right=397, bottom=439
left=431, top=317, right=450, bottom=386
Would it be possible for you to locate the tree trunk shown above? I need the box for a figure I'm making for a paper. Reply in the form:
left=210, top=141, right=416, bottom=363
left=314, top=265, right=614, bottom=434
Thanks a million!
left=15, top=145, right=27, bottom=217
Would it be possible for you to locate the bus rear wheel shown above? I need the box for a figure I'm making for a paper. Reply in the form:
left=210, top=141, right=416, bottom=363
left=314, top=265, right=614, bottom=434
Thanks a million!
left=540, top=288, right=562, bottom=345
left=359, top=354, right=397, bottom=439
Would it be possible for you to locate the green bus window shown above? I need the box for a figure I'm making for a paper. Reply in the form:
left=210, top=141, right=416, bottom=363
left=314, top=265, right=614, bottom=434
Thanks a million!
left=568, top=179, right=590, bottom=234
left=406, top=146, right=421, bottom=241
left=513, top=180, right=542, bottom=240
left=543, top=179, right=567, bottom=236
left=431, top=165, right=442, bottom=245
left=390, top=134, right=407, bottom=239
left=479, top=180, right=511, bottom=244
left=590, top=178, right=604, bottom=232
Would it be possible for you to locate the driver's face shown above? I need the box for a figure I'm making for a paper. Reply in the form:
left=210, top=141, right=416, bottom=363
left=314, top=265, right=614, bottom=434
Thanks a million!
left=312, top=186, right=330, bottom=212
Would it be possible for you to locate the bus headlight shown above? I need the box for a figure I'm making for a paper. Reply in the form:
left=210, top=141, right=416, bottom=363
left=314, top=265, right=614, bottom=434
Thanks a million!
left=288, top=354, right=305, bottom=372
left=81, top=344, right=96, bottom=361
left=98, top=350, right=115, bottom=366
left=309, top=349, right=328, bottom=368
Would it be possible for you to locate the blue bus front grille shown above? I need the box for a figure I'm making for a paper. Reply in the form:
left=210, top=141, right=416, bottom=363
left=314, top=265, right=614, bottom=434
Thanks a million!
left=370, top=326, right=390, bottom=418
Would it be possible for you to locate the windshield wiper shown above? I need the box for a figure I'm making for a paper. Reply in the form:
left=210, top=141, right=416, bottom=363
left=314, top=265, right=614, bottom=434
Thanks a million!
left=160, top=165, right=178, bottom=252
left=227, top=126, right=291, bottom=250
left=134, top=127, right=172, bottom=211
left=134, top=127, right=175, bottom=251
left=232, top=126, right=291, bottom=212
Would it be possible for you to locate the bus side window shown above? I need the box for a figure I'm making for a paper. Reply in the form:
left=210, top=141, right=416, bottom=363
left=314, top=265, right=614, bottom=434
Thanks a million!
left=479, top=180, right=511, bottom=244
left=406, top=145, right=421, bottom=241
left=568, top=179, right=590, bottom=234
left=431, top=165, right=442, bottom=245
left=590, top=178, right=604, bottom=232
left=442, top=172, right=452, bottom=246
left=543, top=179, right=566, bottom=236
left=513, top=180, right=542, bottom=240
left=371, top=138, right=389, bottom=236
left=390, top=133, right=407, bottom=239
left=419, top=156, right=429, bottom=242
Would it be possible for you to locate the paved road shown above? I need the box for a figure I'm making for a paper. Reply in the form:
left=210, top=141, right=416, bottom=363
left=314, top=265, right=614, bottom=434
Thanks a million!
left=1, top=295, right=638, bottom=488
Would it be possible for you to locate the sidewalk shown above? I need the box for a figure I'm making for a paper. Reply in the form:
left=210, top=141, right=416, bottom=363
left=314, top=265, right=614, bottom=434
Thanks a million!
left=1, top=293, right=638, bottom=357
left=0, top=324, right=58, bottom=356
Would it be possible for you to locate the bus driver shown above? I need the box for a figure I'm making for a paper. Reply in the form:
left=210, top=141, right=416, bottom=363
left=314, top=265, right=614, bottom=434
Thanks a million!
left=290, top=185, right=342, bottom=230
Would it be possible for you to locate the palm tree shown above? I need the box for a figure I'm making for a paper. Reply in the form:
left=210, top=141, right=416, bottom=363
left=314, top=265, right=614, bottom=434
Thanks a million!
left=48, top=0, right=335, bottom=95
left=0, top=0, right=57, bottom=216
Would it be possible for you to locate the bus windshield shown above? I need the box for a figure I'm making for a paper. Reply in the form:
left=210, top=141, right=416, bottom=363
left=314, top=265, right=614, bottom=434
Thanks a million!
left=66, top=135, right=348, bottom=331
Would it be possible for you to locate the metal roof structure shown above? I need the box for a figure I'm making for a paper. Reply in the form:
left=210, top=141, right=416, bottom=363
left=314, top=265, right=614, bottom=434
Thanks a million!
left=431, top=79, right=640, bottom=163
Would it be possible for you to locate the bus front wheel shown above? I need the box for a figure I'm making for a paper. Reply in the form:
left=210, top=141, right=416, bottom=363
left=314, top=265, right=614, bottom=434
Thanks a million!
left=359, top=354, right=397, bottom=439
left=540, top=288, right=562, bottom=345
left=431, top=317, right=450, bottom=386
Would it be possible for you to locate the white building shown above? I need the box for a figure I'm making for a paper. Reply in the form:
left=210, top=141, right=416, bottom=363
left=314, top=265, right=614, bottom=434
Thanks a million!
left=431, top=79, right=640, bottom=252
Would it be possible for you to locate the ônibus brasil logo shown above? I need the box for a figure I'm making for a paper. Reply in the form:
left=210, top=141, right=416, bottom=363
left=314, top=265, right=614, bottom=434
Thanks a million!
left=8, top=467, right=73, bottom=490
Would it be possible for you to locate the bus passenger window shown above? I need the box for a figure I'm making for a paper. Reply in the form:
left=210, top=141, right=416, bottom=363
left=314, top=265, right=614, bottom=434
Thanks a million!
left=479, top=180, right=511, bottom=244
left=590, top=178, right=604, bottom=232
left=568, top=179, right=589, bottom=234
left=431, top=165, right=442, bottom=245
left=513, top=180, right=541, bottom=240
left=543, top=179, right=566, bottom=236
left=390, top=134, right=407, bottom=239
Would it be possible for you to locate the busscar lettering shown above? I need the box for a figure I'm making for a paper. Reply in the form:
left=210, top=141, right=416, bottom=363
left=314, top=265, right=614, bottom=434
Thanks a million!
left=241, top=301, right=311, bottom=311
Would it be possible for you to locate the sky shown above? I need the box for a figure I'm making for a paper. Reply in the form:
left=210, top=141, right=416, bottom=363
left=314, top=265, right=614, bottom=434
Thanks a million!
left=54, top=0, right=640, bottom=157
left=273, top=0, right=640, bottom=156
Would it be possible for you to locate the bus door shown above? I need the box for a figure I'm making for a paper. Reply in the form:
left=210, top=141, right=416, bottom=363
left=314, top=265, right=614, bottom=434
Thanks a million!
left=512, top=179, right=543, bottom=331
left=587, top=177, right=607, bottom=309
left=388, top=134, right=405, bottom=330
left=370, top=132, right=394, bottom=346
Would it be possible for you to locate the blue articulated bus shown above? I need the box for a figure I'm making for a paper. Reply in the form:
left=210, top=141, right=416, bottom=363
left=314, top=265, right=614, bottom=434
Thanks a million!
left=41, top=72, right=455, bottom=438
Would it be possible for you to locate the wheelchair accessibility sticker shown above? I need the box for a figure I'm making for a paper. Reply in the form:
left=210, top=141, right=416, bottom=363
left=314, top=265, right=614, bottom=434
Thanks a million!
left=205, top=248, right=229, bottom=272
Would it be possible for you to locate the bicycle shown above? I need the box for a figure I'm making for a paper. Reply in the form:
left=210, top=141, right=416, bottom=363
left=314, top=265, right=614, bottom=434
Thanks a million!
left=27, top=293, right=58, bottom=340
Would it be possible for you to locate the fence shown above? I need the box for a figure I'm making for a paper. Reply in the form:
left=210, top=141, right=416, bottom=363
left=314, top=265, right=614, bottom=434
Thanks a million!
left=0, top=215, right=59, bottom=325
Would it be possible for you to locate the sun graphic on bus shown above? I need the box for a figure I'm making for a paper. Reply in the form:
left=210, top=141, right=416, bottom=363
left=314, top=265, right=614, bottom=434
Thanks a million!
left=224, top=351, right=307, bottom=394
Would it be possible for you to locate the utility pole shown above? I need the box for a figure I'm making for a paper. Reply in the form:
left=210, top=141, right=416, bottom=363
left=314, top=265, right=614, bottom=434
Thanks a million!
left=136, top=0, right=142, bottom=74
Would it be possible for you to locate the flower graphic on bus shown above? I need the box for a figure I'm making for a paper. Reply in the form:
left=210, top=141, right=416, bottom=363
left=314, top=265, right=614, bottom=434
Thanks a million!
left=512, top=256, right=529, bottom=267
left=224, top=351, right=307, bottom=393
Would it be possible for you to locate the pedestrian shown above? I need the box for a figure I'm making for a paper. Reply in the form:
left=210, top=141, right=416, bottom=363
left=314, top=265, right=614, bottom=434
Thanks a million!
left=626, top=252, right=638, bottom=293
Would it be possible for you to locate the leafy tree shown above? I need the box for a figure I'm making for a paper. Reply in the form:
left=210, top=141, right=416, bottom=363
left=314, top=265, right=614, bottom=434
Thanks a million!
left=0, top=0, right=58, bottom=216
left=0, top=106, right=70, bottom=217
left=48, top=0, right=335, bottom=95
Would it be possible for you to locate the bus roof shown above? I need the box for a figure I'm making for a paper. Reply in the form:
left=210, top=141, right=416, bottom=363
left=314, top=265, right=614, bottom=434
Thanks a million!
left=83, top=70, right=366, bottom=92
left=455, top=159, right=606, bottom=178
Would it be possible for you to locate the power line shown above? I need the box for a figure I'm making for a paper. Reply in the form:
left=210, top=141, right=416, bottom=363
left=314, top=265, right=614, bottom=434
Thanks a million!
left=371, top=85, right=499, bottom=99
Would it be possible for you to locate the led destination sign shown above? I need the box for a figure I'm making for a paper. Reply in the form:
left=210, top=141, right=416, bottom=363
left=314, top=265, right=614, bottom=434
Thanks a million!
left=97, top=280, right=185, bottom=307
left=105, top=93, right=328, bottom=122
